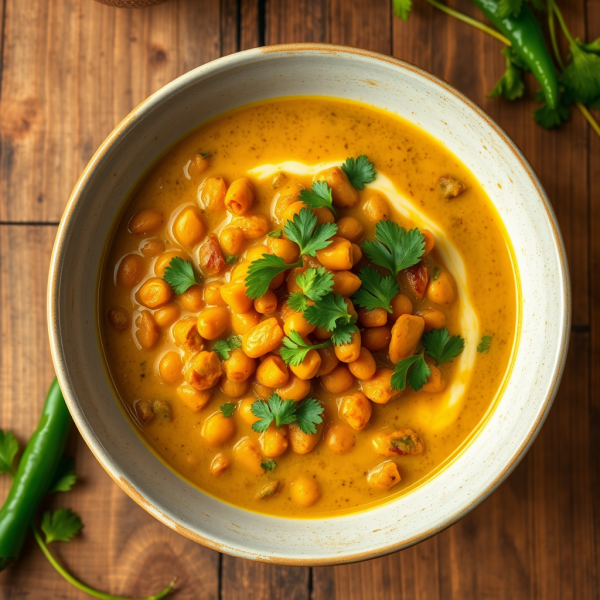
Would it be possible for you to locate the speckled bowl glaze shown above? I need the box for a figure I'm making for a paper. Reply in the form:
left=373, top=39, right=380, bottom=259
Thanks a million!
left=48, top=44, right=570, bottom=565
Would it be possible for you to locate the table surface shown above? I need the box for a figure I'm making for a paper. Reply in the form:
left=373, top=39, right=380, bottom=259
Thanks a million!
left=0, top=0, right=598, bottom=598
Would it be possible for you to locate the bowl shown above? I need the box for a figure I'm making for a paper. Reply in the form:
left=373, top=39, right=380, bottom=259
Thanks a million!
left=48, top=44, right=570, bottom=565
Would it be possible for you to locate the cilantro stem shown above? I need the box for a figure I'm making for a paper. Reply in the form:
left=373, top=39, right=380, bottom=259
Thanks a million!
left=546, top=0, right=575, bottom=46
left=577, top=103, right=600, bottom=138
left=31, top=525, right=175, bottom=600
left=546, top=5, right=565, bottom=69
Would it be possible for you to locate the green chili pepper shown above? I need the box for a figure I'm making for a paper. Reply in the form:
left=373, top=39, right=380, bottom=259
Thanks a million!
left=0, top=378, right=71, bottom=570
left=471, top=0, right=559, bottom=109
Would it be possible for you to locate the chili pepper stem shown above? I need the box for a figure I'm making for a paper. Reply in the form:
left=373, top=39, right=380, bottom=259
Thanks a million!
left=31, top=525, right=175, bottom=600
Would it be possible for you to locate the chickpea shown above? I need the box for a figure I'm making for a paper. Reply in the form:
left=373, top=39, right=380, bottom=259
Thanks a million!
left=390, top=293, right=413, bottom=321
left=187, top=153, right=210, bottom=178
left=267, top=238, right=300, bottom=264
left=220, top=375, right=250, bottom=398
left=203, top=412, right=236, bottom=446
left=220, top=226, right=245, bottom=256
left=231, top=309, right=262, bottom=335
left=256, top=355, right=289, bottom=388
left=117, top=254, right=145, bottom=289
left=284, top=312, right=316, bottom=337
left=358, top=307, right=388, bottom=328
left=223, top=349, right=256, bottom=383
left=210, top=453, right=231, bottom=477
left=417, top=309, right=447, bottom=332
left=172, top=317, right=204, bottom=352
left=173, top=207, right=205, bottom=248
left=389, top=314, right=425, bottom=363
left=316, top=346, right=339, bottom=377
left=281, top=200, right=307, bottom=222
left=136, top=311, right=159, bottom=349
left=225, top=176, right=255, bottom=215
left=178, top=284, right=204, bottom=312
left=252, top=380, right=274, bottom=399
left=231, top=260, right=251, bottom=282
left=314, top=166, right=358, bottom=208
left=254, top=290, right=277, bottom=314
left=426, top=271, right=456, bottom=305
left=128, top=208, right=163, bottom=234
left=204, top=281, right=227, bottom=307
left=261, top=423, right=289, bottom=458
left=135, top=399, right=155, bottom=424
left=107, top=307, right=128, bottom=331
left=288, top=422, right=320, bottom=454
left=200, top=177, right=227, bottom=212
left=289, top=475, right=321, bottom=507
left=362, top=368, right=399, bottom=404
left=159, top=351, right=183, bottom=384
left=274, top=183, right=303, bottom=217
left=139, top=237, right=165, bottom=258
left=269, top=271, right=285, bottom=291
left=313, top=207, right=335, bottom=224
left=331, top=271, right=362, bottom=297
left=138, top=277, right=172, bottom=309
left=372, top=428, right=424, bottom=456
left=185, top=351, right=223, bottom=391
left=233, top=437, right=264, bottom=475
left=242, top=318, right=284, bottom=358
left=290, top=349, right=322, bottom=380
left=334, top=330, right=361, bottom=363
left=154, top=251, right=188, bottom=277
left=246, top=244, right=270, bottom=263
left=286, top=267, right=305, bottom=294
left=232, top=215, right=269, bottom=240
left=313, top=326, right=333, bottom=341
left=277, top=374, right=311, bottom=401
left=279, top=299, right=295, bottom=322
left=368, top=461, right=401, bottom=491
left=152, top=399, right=171, bottom=420
left=362, top=326, right=392, bottom=352
left=315, top=237, right=353, bottom=271
left=348, top=347, right=377, bottom=381
left=336, top=216, right=364, bottom=242
left=422, top=360, right=446, bottom=393
left=421, top=229, right=435, bottom=256
left=153, top=303, right=180, bottom=328
left=351, top=245, right=363, bottom=267
left=344, top=297, right=358, bottom=321
left=339, top=392, right=372, bottom=431
left=363, top=192, right=389, bottom=222
left=320, top=364, right=355, bottom=394
left=199, top=234, right=226, bottom=275
left=404, top=262, right=429, bottom=299
left=325, top=423, right=355, bottom=455
left=197, top=306, right=230, bottom=340
left=220, top=281, right=253, bottom=314
left=238, top=396, right=261, bottom=425
left=176, top=385, right=212, bottom=411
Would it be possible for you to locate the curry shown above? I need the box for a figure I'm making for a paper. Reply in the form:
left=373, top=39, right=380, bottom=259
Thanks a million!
left=100, top=97, right=517, bottom=517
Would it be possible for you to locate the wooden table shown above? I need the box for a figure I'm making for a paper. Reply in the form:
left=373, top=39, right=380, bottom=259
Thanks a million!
left=0, top=0, right=598, bottom=598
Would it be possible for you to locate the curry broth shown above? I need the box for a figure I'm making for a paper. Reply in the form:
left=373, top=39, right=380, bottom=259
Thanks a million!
left=100, top=97, right=517, bottom=517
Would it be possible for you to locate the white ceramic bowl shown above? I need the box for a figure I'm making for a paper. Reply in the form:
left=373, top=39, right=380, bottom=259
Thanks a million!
left=48, top=44, right=570, bottom=565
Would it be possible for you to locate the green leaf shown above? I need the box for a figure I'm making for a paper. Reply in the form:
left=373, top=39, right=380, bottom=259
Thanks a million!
left=280, top=331, right=331, bottom=366
left=391, top=354, right=431, bottom=392
left=392, top=0, right=412, bottom=21
left=0, top=429, right=18, bottom=475
left=163, top=257, right=200, bottom=294
left=250, top=400, right=274, bottom=432
left=199, top=152, right=212, bottom=158
left=287, top=292, right=309, bottom=313
left=341, top=155, right=376, bottom=189
left=245, top=254, right=301, bottom=299
left=213, top=336, right=242, bottom=360
left=363, top=222, right=425, bottom=276
left=331, top=321, right=359, bottom=346
left=295, top=398, right=324, bottom=435
left=284, top=208, right=338, bottom=257
left=497, top=0, right=523, bottom=18
left=422, top=328, right=465, bottom=365
left=432, top=266, right=441, bottom=281
left=534, top=96, right=571, bottom=129
left=41, top=509, right=83, bottom=544
left=562, top=42, right=600, bottom=105
left=261, top=459, right=277, bottom=471
left=477, top=335, right=492, bottom=353
left=296, top=267, right=334, bottom=302
left=352, top=267, right=399, bottom=313
left=579, top=37, right=600, bottom=55
left=49, top=457, right=77, bottom=493
left=267, top=230, right=283, bottom=238
left=220, top=403, right=236, bottom=417
left=488, top=48, right=526, bottom=101
left=225, top=254, right=237, bottom=265
left=251, top=394, right=297, bottom=432
left=299, top=181, right=337, bottom=217
left=304, top=294, right=352, bottom=331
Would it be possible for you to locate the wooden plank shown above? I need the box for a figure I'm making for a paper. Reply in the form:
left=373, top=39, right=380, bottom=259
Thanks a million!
left=266, top=0, right=328, bottom=44
left=329, top=0, right=391, bottom=53
left=0, top=0, right=222, bottom=223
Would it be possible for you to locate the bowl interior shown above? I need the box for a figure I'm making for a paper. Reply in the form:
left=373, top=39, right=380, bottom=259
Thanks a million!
left=49, top=45, right=569, bottom=564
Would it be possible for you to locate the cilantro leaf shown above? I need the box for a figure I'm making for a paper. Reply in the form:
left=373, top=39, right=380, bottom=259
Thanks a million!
left=304, top=294, right=352, bottom=331
left=331, top=321, right=359, bottom=346
left=534, top=96, right=571, bottom=129
left=363, top=222, right=425, bottom=276
left=489, top=48, right=526, bottom=101
left=267, top=230, right=282, bottom=238
left=580, top=37, right=600, bottom=55
left=280, top=331, right=331, bottom=366
left=284, top=208, right=338, bottom=257
left=225, top=254, right=237, bottom=265
left=391, top=354, right=431, bottom=392
left=287, top=292, right=309, bottom=312
left=41, top=508, right=83, bottom=544
left=295, top=398, right=324, bottom=435
left=299, top=181, right=337, bottom=217
left=562, top=42, right=600, bottom=105
left=352, top=267, right=399, bottom=313
left=251, top=394, right=298, bottom=432
left=163, top=257, right=200, bottom=294
left=213, top=336, right=242, bottom=360
left=477, top=335, right=492, bottom=353
left=392, top=0, right=412, bottom=20
left=261, top=459, right=277, bottom=471
left=0, top=429, right=18, bottom=475
left=296, top=267, right=334, bottom=302
left=497, top=0, right=522, bottom=18
left=49, top=457, right=77, bottom=493
left=341, top=156, right=376, bottom=190
left=432, top=266, right=441, bottom=281
left=220, top=403, right=236, bottom=417
left=422, top=328, right=465, bottom=365
left=245, top=254, right=302, bottom=299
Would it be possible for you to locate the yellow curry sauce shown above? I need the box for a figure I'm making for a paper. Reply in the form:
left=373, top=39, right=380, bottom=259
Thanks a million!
left=100, top=97, right=517, bottom=517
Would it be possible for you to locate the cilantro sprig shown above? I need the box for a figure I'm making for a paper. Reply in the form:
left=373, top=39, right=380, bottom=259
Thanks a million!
left=245, top=254, right=302, bottom=299
left=304, top=293, right=352, bottom=331
left=288, top=267, right=334, bottom=312
left=391, top=354, right=431, bottom=392
left=363, top=221, right=425, bottom=276
left=163, top=257, right=200, bottom=294
left=251, top=394, right=324, bottom=435
left=220, top=403, right=236, bottom=417
left=477, top=335, right=492, bottom=353
left=284, top=208, right=338, bottom=257
left=422, top=328, right=465, bottom=365
left=213, top=336, right=242, bottom=360
left=280, top=331, right=332, bottom=366
left=299, top=181, right=337, bottom=217
left=261, top=459, right=277, bottom=471
left=341, top=155, right=376, bottom=189
left=41, top=509, right=83, bottom=544
left=352, top=267, right=399, bottom=313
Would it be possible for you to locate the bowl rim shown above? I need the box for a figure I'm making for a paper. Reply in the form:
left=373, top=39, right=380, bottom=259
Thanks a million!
left=48, top=42, right=571, bottom=565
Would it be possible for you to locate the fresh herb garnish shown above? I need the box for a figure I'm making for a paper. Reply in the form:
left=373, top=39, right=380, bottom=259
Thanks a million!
left=392, top=0, right=412, bottom=21
left=287, top=292, right=309, bottom=313
left=341, top=155, right=376, bottom=189
left=245, top=254, right=302, bottom=299
left=199, top=152, right=212, bottom=158
left=163, top=257, right=200, bottom=294
left=330, top=321, right=359, bottom=346
left=251, top=394, right=324, bottom=435
left=489, top=47, right=528, bottom=101
left=225, top=254, right=237, bottom=265
left=299, top=181, right=337, bottom=217
left=352, top=267, right=399, bottom=313
left=220, top=403, right=236, bottom=417
left=432, top=266, right=441, bottom=281
left=304, top=293, right=353, bottom=332
left=213, top=336, right=242, bottom=360
left=363, top=221, right=425, bottom=276
left=295, top=398, right=325, bottom=435
left=284, top=208, right=338, bottom=257
left=261, top=459, right=277, bottom=471
left=41, top=509, right=83, bottom=544
left=49, top=458, right=77, bottom=493
left=296, top=267, right=334, bottom=302
left=280, top=331, right=331, bottom=366
left=0, top=430, right=18, bottom=475
left=422, top=328, right=465, bottom=366
left=266, top=230, right=282, bottom=238
left=477, top=335, right=493, bottom=353
left=391, top=354, right=431, bottom=392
